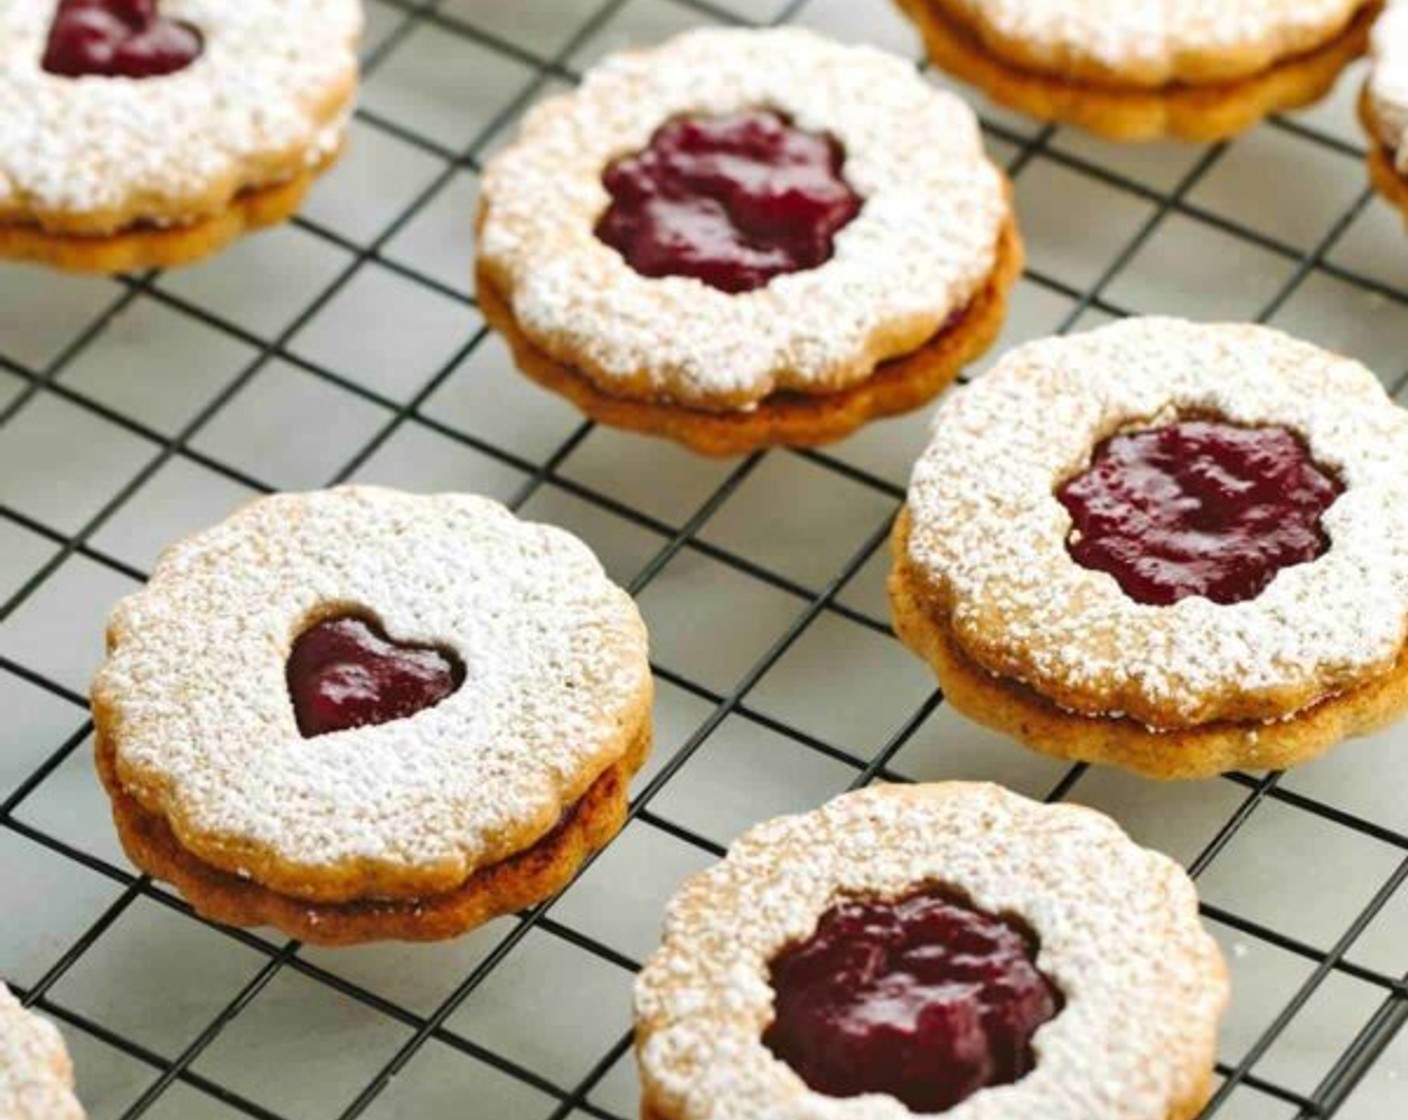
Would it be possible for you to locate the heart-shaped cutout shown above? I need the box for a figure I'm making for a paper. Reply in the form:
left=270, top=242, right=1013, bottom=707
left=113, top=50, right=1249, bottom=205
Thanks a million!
left=287, top=614, right=466, bottom=739
left=43, top=0, right=203, bottom=79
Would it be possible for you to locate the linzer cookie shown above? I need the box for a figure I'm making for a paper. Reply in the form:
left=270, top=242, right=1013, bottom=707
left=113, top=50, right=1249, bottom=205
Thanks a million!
left=891, top=318, right=1408, bottom=780
left=635, top=783, right=1228, bottom=1120
left=0, top=986, right=84, bottom=1120
left=476, top=27, right=1021, bottom=456
left=91, top=488, right=653, bottom=945
left=1363, top=2, right=1408, bottom=218
left=895, top=0, right=1381, bottom=141
left=0, top=0, right=362, bottom=273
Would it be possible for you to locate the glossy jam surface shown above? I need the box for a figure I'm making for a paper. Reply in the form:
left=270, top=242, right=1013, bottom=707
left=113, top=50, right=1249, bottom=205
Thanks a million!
left=1057, top=420, right=1342, bottom=607
left=595, top=110, right=863, bottom=294
left=287, top=616, right=465, bottom=738
left=763, top=890, right=1061, bottom=1114
left=43, top=0, right=203, bottom=79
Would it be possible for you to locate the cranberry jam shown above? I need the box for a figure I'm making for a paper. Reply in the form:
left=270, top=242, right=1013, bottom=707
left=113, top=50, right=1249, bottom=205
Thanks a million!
left=764, top=889, right=1060, bottom=1113
left=595, top=110, right=863, bottom=294
left=43, top=0, right=203, bottom=80
left=1057, top=419, right=1342, bottom=607
left=287, top=615, right=465, bottom=738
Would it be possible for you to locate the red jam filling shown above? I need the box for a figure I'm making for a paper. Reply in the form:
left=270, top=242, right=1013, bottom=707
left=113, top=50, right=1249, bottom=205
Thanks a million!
left=595, top=110, right=864, bottom=294
left=1057, top=420, right=1342, bottom=607
left=287, top=616, right=465, bottom=738
left=764, top=890, right=1061, bottom=1114
left=43, top=0, right=203, bottom=80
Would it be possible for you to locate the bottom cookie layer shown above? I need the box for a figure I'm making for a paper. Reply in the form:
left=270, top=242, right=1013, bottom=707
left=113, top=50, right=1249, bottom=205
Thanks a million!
left=476, top=220, right=1023, bottom=457
left=0, top=154, right=338, bottom=275
left=97, top=722, right=651, bottom=945
left=889, top=527, right=1408, bottom=780
left=639, top=1065, right=1213, bottom=1119
left=896, top=0, right=1379, bottom=142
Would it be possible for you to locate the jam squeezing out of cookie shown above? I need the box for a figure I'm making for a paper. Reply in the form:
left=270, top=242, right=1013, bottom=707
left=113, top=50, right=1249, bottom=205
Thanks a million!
left=287, top=615, right=465, bottom=738
left=763, top=888, right=1061, bottom=1113
left=43, top=0, right=203, bottom=79
left=1058, top=420, right=1342, bottom=607
left=596, top=109, right=863, bottom=294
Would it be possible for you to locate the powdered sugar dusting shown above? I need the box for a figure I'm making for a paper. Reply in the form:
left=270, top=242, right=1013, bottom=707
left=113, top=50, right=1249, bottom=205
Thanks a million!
left=1369, top=1, right=1408, bottom=169
left=904, top=318, right=1408, bottom=726
left=937, top=0, right=1367, bottom=85
left=479, top=27, right=1007, bottom=411
left=635, top=783, right=1227, bottom=1120
left=92, top=487, right=651, bottom=896
left=0, top=0, right=362, bottom=232
left=0, top=986, right=83, bottom=1120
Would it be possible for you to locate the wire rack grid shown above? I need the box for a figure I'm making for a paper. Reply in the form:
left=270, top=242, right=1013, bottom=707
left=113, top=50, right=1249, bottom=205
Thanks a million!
left=0, top=1, right=1405, bottom=1118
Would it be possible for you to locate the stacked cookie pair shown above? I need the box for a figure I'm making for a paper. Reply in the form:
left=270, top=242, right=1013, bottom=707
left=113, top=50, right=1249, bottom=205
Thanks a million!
left=93, top=489, right=653, bottom=945
left=893, top=318, right=1408, bottom=781
left=892, top=0, right=1408, bottom=224
left=0, top=0, right=360, bottom=272
left=896, top=0, right=1383, bottom=142
left=474, top=28, right=1021, bottom=455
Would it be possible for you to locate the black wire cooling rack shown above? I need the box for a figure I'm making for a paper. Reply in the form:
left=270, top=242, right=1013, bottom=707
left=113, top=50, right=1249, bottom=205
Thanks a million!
left=1, top=1, right=1406, bottom=1118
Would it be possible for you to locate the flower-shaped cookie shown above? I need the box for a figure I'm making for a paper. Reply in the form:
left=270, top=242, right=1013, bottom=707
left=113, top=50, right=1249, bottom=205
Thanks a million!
left=0, top=0, right=362, bottom=272
left=636, top=783, right=1228, bottom=1120
left=1, top=986, right=83, bottom=1120
left=92, top=487, right=653, bottom=945
left=895, top=0, right=1381, bottom=140
left=892, top=317, right=1408, bottom=779
left=477, top=27, right=1019, bottom=455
